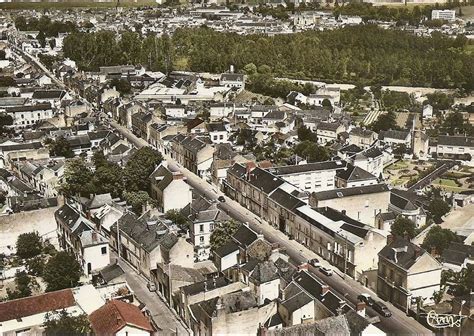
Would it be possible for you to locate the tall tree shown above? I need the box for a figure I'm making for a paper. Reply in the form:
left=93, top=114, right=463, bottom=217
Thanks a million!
left=44, top=310, right=91, bottom=336
left=43, top=252, right=81, bottom=292
left=427, top=198, right=451, bottom=222
left=391, top=216, right=416, bottom=239
left=16, top=232, right=42, bottom=259
left=210, top=220, right=240, bottom=251
left=7, top=271, right=32, bottom=300
left=123, top=147, right=162, bottom=192
left=421, top=226, right=459, bottom=254
left=60, top=158, right=94, bottom=197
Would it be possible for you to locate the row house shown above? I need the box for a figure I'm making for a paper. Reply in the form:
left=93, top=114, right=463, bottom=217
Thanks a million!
left=316, top=122, right=345, bottom=145
left=348, top=127, right=377, bottom=149
left=434, top=135, right=474, bottom=163
left=5, top=103, right=54, bottom=128
left=31, top=89, right=70, bottom=108
left=211, top=143, right=252, bottom=189
left=55, top=203, right=110, bottom=276
left=109, top=212, right=194, bottom=279
left=290, top=205, right=386, bottom=280
left=14, top=158, right=64, bottom=197
left=310, top=183, right=391, bottom=226
left=379, top=129, right=411, bottom=149
left=148, top=123, right=185, bottom=153
left=0, top=140, right=49, bottom=169
left=131, top=111, right=153, bottom=140
left=377, top=235, right=442, bottom=311
left=267, top=160, right=347, bottom=193
left=171, top=134, right=215, bottom=179
left=149, top=163, right=192, bottom=213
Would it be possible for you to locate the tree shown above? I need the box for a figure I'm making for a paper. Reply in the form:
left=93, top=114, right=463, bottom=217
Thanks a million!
left=92, top=162, right=124, bottom=198
left=243, top=63, right=257, bottom=75
left=441, top=112, right=473, bottom=136
left=0, top=50, right=6, bottom=60
left=7, top=271, right=32, bottom=300
left=165, top=209, right=189, bottom=230
left=43, top=252, right=82, bottom=292
left=48, top=136, right=74, bottom=158
left=422, top=226, right=460, bottom=255
left=322, top=98, right=332, bottom=109
left=59, top=158, right=94, bottom=197
left=0, top=113, right=13, bottom=136
left=16, top=232, right=42, bottom=259
left=110, top=78, right=132, bottom=95
left=123, top=191, right=152, bottom=215
left=371, top=112, right=398, bottom=133
left=44, top=310, right=91, bottom=336
left=393, top=143, right=407, bottom=157
left=297, top=125, right=317, bottom=142
left=26, top=255, right=46, bottom=276
left=210, top=220, right=240, bottom=251
left=391, top=216, right=416, bottom=239
left=294, top=141, right=330, bottom=162
left=427, top=198, right=451, bottom=222
left=124, top=147, right=162, bottom=192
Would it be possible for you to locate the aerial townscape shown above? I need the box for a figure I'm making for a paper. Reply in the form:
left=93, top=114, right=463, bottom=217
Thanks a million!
left=0, top=0, right=473, bottom=335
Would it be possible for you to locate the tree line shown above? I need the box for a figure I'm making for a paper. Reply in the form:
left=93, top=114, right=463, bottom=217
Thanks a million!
left=63, top=25, right=473, bottom=90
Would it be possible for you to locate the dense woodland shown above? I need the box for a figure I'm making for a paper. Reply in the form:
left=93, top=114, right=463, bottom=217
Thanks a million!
left=63, top=25, right=473, bottom=90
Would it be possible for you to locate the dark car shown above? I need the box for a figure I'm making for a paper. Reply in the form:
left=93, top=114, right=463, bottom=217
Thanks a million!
left=373, top=301, right=392, bottom=317
left=218, top=196, right=226, bottom=202
left=357, top=294, right=375, bottom=307
left=308, top=258, right=321, bottom=267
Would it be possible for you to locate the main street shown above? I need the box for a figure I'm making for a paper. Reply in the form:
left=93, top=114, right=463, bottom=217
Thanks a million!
left=111, top=121, right=432, bottom=336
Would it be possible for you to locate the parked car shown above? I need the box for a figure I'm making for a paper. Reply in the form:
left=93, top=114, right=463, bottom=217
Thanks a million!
left=308, top=258, right=321, bottom=267
left=373, top=301, right=392, bottom=317
left=218, top=196, right=226, bottom=202
left=357, top=293, right=375, bottom=307
left=319, top=266, right=333, bottom=276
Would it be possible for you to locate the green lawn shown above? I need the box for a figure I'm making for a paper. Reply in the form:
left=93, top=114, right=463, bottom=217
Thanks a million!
left=387, top=160, right=409, bottom=170
left=433, top=178, right=458, bottom=187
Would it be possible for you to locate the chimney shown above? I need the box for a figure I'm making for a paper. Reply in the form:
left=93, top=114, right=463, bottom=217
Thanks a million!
left=298, top=263, right=309, bottom=271
left=356, top=302, right=366, bottom=316
left=92, top=231, right=97, bottom=242
left=414, top=247, right=422, bottom=259
left=246, top=162, right=256, bottom=181
left=387, top=234, right=394, bottom=246
left=321, top=285, right=330, bottom=296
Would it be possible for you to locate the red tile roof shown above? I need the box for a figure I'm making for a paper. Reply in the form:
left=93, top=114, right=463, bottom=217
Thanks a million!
left=0, top=289, right=75, bottom=322
left=89, top=300, right=153, bottom=336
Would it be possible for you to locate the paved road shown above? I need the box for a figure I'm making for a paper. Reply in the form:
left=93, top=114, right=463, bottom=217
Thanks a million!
left=408, top=161, right=457, bottom=192
left=111, top=121, right=432, bottom=336
left=112, top=254, right=189, bottom=336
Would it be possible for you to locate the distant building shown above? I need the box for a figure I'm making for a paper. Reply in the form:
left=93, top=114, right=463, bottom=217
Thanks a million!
left=219, top=73, right=245, bottom=90
left=431, top=10, right=456, bottom=21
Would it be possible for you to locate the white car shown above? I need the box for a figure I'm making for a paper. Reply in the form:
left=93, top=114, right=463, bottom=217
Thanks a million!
left=319, top=266, right=333, bottom=276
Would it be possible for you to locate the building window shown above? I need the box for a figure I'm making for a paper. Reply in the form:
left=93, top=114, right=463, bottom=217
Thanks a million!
left=101, top=246, right=107, bottom=255
left=200, top=236, right=204, bottom=243
left=199, top=224, right=204, bottom=232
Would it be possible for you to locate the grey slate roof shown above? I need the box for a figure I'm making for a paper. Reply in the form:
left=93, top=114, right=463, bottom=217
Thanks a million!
left=99, top=263, right=125, bottom=283
left=378, top=236, right=426, bottom=270
left=249, top=260, right=280, bottom=284
left=269, top=161, right=345, bottom=176
left=442, top=242, right=474, bottom=266
left=336, top=164, right=376, bottom=182
left=438, top=135, right=474, bottom=147
left=312, top=183, right=389, bottom=201
left=281, top=291, right=313, bottom=314
left=111, top=212, right=177, bottom=253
